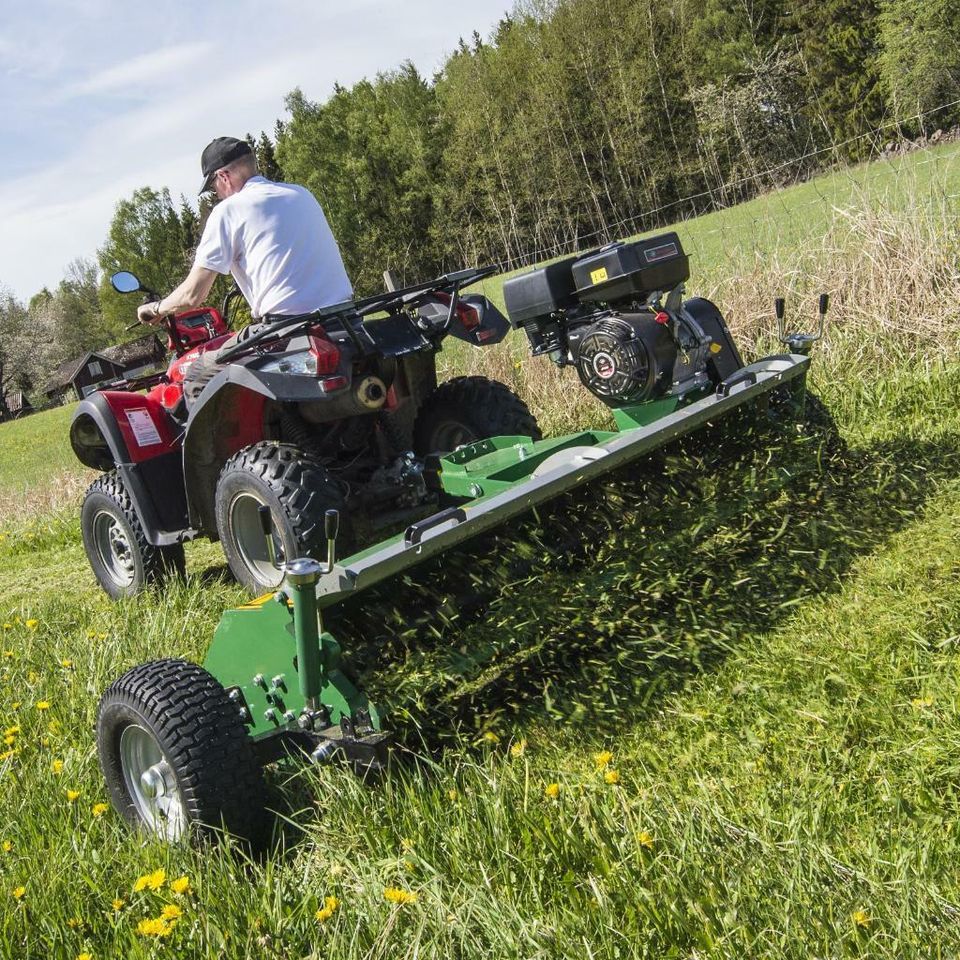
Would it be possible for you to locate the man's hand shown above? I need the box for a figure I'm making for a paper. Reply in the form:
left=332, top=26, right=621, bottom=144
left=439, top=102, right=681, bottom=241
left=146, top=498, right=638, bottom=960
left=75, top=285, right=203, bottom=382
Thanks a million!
left=137, top=301, right=163, bottom=326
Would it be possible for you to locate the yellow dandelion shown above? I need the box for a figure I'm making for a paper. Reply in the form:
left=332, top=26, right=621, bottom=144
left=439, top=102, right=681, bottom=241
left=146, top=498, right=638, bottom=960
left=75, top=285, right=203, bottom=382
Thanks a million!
left=112, top=898, right=124, bottom=911
left=447, top=788, right=459, bottom=801
left=136, top=917, right=175, bottom=937
left=92, top=803, right=109, bottom=818
left=77, top=953, right=93, bottom=960
left=67, top=916, right=82, bottom=929
left=160, top=904, right=182, bottom=921
left=482, top=731, right=500, bottom=744
left=0, top=748, right=17, bottom=761
left=60, top=659, right=73, bottom=669
left=24, top=619, right=38, bottom=630
left=11, top=702, right=19, bottom=710
left=11, top=886, right=25, bottom=900
left=3, top=735, right=15, bottom=747
left=4, top=725, right=18, bottom=737
left=170, top=876, right=192, bottom=896
left=510, top=739, right=527, bottom=759
left=35, top=701, right=50, bottom=711
left=594, top=750, right=614, bottom=768
left=1, top=840, right=11, bottom=853
left=98, top=633, right=108, bottom=641
left=911, top=696, right=934, bottom=709
left=86, top=630, right=96, bottom=639
left=133, top=868, right=166, bottom=893
left=383, top=887, right=418, bottom=905
left=51, top=759, right=63, bottom=774
left=66, top=789, right=81, bottom=803
left=637, top=830, right=655, bottom=849
left=400, top=838, right=414, bottom=851
left=852, top=909, right=872, bottom=928
left=315, top=895, right=340, bottom=923
left=544, top=782, right=561, bottom=799
left=604, top=769, right=620, bottom=785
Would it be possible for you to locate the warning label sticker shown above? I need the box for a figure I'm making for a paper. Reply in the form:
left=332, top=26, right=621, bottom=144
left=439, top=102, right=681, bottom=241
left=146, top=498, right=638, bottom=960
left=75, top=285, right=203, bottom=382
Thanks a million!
left=590, top=267, right=609, bottom=285
left=125, top=408, right=162, bottom=447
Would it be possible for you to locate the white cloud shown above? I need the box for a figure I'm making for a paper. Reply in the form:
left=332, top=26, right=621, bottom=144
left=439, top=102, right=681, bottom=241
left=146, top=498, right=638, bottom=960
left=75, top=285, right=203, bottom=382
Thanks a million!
left=67, top=42, right=214, bottom=98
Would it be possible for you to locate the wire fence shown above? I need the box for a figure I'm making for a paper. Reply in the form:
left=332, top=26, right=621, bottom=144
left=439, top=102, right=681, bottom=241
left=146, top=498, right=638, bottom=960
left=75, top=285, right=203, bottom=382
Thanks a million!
left=495, top=97, right=960, bottom=274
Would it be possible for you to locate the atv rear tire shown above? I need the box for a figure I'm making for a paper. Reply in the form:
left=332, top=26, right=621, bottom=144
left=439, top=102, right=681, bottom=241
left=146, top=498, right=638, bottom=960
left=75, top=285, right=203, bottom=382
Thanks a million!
left=413, top=376, right=542, bottom=455
left=97, top=658, right=269, bottom=848
left=215, top=442, right=351, bottom=594
left=81, top=471, right=185, bottom=600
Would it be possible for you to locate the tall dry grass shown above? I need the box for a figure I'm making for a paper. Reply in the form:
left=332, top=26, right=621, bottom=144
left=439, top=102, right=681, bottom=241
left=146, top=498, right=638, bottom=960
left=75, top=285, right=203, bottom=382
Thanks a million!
left=448, top=188, right=960, bottom=434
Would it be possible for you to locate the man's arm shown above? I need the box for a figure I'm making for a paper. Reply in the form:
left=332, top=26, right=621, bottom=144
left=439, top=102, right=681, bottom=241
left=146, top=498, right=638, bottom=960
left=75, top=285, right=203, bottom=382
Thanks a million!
left=137, top=265, right=219, bottom=325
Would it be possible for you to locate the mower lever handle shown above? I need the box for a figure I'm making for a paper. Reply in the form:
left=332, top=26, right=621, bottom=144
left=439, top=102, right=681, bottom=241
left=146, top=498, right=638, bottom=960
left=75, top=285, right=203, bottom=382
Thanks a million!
left=716, top=370, right=758, bottom=398
left=404, top=507, right=467, bottom=546
left=324, top=509, right=339, bottom=542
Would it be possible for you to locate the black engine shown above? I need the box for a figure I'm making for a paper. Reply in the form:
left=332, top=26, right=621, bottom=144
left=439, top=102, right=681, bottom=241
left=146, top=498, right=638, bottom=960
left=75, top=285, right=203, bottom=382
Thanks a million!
left=502, top=233, right=743, bottom=407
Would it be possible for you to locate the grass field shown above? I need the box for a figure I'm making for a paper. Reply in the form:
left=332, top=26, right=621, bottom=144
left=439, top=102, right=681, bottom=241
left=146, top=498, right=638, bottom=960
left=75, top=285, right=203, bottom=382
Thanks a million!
left=1, top=143, right=960, bottom=959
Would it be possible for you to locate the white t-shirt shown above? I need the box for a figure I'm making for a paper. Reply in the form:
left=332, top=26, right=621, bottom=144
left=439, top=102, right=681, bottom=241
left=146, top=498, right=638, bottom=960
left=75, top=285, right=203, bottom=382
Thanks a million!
left=194, top=176, right=353, bottom=317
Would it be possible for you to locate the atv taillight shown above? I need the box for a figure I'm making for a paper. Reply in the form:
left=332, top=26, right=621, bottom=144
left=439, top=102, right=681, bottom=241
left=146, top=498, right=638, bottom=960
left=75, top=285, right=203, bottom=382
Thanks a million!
left=309, top=335, right=340, bottom=375
left=456, top=302, right=481, bottom=331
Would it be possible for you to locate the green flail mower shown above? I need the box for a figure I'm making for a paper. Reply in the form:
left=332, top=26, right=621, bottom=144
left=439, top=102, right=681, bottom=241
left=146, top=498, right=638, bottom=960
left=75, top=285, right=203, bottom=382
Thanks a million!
left=94, top=234, right=829, bottom=846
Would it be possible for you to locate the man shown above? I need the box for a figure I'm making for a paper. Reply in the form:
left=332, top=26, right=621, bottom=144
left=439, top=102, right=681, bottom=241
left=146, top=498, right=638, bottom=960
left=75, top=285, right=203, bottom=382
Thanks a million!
left=138, top=136, right=352, bottom=399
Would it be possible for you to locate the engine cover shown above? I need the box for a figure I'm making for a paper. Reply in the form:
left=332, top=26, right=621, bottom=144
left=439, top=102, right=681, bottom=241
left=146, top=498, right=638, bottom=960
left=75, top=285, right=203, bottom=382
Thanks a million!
left=575, top=318, right=653, bottom=402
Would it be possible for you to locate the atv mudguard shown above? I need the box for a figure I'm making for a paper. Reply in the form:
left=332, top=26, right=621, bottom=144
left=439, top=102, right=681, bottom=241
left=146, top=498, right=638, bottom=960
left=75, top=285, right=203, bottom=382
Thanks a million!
left=71, top=392, right=189, bottom=546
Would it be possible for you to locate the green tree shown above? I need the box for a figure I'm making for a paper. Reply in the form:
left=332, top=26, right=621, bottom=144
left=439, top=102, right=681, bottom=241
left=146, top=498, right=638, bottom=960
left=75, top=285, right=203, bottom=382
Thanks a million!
left=98, top=187, right=199, bottom=336
left=877, top=0, right=960, bottom=125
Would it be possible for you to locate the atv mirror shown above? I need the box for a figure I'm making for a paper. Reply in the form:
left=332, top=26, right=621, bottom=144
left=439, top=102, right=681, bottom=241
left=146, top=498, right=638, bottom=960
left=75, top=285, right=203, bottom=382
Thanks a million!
left=111, top=271, right=142, bottom=294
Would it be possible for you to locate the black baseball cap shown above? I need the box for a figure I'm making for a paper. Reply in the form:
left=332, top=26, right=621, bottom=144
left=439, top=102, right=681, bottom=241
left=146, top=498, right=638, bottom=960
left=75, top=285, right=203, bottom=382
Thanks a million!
left=199, top=137, right=254, bottom=194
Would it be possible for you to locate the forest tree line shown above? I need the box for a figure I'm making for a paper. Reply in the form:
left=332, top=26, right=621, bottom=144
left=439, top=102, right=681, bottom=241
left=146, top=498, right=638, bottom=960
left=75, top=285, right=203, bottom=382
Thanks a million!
left=2, top=0, right=958, bottom=413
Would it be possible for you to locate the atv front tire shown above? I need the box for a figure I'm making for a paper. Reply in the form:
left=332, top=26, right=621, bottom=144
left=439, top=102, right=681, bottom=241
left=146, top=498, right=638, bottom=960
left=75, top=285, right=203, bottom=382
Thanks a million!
left=413, top=376, right=542, bottom=455
left=215, top=442, right=351, bottom=594
left=97, top=658, right=269, bottom=848
left=81, top=471, right=185, bottom=599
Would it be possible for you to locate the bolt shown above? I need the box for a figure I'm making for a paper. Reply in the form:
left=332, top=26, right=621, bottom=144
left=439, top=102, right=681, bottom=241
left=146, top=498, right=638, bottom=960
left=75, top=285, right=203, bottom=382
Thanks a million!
left=311, top=741, right=338, bottom=765
left=469, top=483, right=483, bottom=497
left=228, top=688, right=241, bottom=702
left=253, top=674, right=266, bottom=688
left=271, top=675, right=285, bottom=690
left=238, top=707, right=249, bottom=721
left=297, top=713, right=312, bottom=730
left=264, top=708, right=278, bottom=723
left=283, top=710, right=297, bottom=723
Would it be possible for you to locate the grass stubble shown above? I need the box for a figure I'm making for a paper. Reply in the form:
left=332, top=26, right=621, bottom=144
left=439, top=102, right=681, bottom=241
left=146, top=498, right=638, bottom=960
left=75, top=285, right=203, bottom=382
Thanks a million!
left=0, top=144, right=959, bottom=958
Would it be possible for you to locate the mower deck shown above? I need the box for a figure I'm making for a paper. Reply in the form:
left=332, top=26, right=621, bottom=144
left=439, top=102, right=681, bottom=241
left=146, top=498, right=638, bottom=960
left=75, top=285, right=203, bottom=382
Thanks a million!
left=202, top=352, right=809, bottom=761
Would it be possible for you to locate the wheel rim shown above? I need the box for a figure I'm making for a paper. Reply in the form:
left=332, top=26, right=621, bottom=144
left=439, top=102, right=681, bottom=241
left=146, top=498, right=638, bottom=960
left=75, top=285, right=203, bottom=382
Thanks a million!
left=428, top=420, right=477, bottom=453
left=91, top=510, right=136, bottom=587
left=228, top=492, right=284, bottom=589
left=119, top=724, right=186, bottom=841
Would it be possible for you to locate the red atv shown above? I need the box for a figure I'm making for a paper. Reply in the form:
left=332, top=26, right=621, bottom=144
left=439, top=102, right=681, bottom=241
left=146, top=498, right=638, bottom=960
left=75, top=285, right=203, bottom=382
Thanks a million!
left=72, top=269, right=539, bottom=598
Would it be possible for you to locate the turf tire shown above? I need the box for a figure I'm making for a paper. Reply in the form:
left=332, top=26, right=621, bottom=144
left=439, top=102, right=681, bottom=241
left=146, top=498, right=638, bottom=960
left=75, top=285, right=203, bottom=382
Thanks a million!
left=80, top=470, right=185, bottom=600
left=215, top=441, right=351, bottom=594
left=413, top=376, right=542, bottom=455
left=97, top=658, right=269, bottom=848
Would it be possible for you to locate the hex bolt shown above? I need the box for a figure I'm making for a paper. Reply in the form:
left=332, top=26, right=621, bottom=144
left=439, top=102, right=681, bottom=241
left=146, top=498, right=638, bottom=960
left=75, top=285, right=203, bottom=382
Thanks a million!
left=283, top=710, right=297, bottom=723
left=228, top=689, right=241, bottom=702
left=238, top=707, right=249, bottom=721
left=469, top=483, right=483, bottom=497
left=264, top=708, right=278, bottom=723
left=271, top=675, right=285, bottom=690
left=253, top=674, right=266, bottom=688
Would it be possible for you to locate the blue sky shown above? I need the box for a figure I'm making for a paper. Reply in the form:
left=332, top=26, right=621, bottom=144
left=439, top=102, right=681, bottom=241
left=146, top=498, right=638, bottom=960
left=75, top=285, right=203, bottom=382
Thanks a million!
left=0, top=0, right=515, bottom=301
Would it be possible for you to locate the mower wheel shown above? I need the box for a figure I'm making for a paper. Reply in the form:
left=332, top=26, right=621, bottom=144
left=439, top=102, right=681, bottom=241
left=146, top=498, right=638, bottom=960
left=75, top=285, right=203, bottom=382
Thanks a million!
left=413, top=376, right=542, bottom=455
left=81, top=471, right=185, bottom=599
left=215, top=442, right=351, bottom=594
left=97, top=658, right=269, bottom=847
